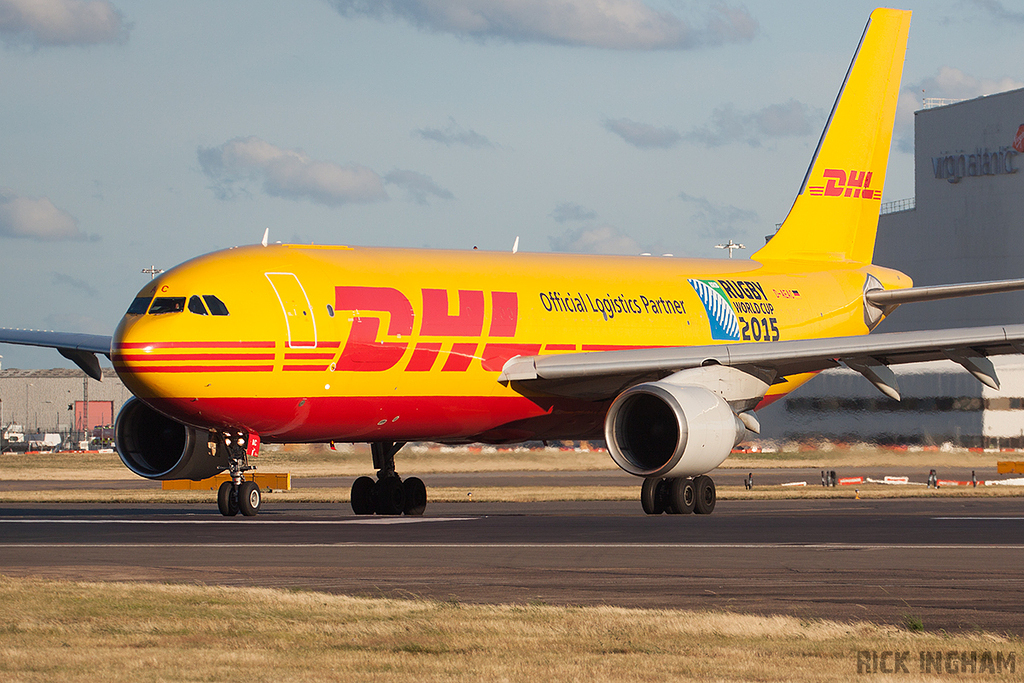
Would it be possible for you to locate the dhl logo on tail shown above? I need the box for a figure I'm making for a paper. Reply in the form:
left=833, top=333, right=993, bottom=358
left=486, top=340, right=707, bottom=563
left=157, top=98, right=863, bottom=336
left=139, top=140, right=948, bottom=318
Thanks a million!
left=807, top=169, right=880, bottom=199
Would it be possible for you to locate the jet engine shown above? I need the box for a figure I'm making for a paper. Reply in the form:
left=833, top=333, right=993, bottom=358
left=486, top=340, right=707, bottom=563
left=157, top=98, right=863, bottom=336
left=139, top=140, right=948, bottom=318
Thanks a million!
left=115, top=397, right=230, bottom=480
left=604, top=380, right=748, bottom=479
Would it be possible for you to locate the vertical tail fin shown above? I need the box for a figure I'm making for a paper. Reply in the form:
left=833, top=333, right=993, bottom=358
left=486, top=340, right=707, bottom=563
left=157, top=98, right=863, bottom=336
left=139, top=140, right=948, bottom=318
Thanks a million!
left=752, top=8, right=911, bottom=264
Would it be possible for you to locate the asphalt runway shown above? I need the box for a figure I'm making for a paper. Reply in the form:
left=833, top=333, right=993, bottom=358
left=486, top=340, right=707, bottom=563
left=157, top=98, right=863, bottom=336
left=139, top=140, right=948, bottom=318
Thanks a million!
left=2, top=495, right=1023, bottom=634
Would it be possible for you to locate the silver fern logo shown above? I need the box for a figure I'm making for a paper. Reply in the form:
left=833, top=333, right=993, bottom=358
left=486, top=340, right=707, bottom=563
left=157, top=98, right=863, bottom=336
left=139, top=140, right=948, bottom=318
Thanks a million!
left=688, top=279, right=740, bottom=340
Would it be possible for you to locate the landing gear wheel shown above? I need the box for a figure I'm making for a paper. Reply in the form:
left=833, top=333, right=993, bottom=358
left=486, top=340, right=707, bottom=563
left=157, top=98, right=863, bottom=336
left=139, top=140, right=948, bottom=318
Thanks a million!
left=403, top=477, right=427, bottom=516
left=668, top=478, right=695, bottom=514
left=641, top=477, right=660, bottom=515
left=375, top=476, right=406, bottom=516
left=238, top=481, right=261, bottom=517
left=217, top=481, right=238, bottom=517
left=693, top=475, right=716, bottom=515
left=642, top=477, right=670, bottom=515
left=351, top=476, right=375, bottom=515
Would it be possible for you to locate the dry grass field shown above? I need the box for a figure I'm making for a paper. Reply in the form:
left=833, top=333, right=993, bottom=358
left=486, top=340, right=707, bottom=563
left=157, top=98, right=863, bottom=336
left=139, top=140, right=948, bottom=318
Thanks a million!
left=2, top=443, right=1020, bottom=503
left=0, top=576, right=1019, bottom=682
left=1, top=484, right=1022, bottom=506
left=1, top=442, right=1015, bottom=481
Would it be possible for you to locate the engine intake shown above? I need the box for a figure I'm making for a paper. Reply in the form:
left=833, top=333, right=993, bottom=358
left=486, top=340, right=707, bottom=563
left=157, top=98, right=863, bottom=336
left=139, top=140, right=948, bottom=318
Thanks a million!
left=604, top=381, right=746, bottom=478
left=115, top=397, right=229, bottom=480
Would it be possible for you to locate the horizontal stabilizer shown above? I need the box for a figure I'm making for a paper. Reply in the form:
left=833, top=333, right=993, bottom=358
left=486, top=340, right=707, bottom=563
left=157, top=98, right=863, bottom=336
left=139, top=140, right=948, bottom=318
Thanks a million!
left=866, top=277, right=1024, bottom=306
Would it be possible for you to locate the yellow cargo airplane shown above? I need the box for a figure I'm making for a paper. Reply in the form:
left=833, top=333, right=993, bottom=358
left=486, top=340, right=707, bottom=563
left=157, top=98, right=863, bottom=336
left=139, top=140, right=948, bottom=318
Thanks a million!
left=5, top=8, right=1024, bottom=518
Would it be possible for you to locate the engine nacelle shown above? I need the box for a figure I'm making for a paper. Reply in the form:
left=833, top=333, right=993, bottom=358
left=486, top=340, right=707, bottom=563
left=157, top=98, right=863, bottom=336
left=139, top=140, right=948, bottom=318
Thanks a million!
left=604, top=381, right=746, bottom=479
left=115, top=397, right=230, bottom=480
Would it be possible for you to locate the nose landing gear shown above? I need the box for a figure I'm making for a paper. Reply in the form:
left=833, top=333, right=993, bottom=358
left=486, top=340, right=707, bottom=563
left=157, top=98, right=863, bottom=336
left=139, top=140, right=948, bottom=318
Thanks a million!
left=350, top=441, right=428, bottom=516
left=216, top=430, right=261, bottom=517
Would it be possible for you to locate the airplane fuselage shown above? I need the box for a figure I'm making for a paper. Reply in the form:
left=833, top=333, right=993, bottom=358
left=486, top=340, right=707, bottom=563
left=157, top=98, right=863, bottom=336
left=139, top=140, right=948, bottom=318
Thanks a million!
left=111, top=244, right=911, bottom=444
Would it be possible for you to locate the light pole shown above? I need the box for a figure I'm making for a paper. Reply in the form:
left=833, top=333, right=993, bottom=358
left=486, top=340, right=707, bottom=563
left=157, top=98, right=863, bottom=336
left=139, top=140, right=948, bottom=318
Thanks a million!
left=715, top=239, right=746, bottom=258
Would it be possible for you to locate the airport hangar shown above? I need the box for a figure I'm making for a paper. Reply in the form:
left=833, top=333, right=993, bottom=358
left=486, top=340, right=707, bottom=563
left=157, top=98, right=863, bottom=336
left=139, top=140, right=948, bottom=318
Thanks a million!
left=758, top=87, right=1024, bottom=448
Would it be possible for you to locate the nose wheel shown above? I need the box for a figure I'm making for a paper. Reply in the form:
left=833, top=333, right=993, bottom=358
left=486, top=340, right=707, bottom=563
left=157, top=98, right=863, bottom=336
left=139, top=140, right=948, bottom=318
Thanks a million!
left=350, top=441, right=428, bottom=515
left=216, top=430, right=261, bottom=517
left=217, top=480, right=262, bottom=517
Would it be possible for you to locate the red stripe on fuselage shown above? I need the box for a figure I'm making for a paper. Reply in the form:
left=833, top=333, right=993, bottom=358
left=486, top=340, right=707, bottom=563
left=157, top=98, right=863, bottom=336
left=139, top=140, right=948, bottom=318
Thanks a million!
left=115, top=341, right=276, bottom=349
left=113, top=364, right=274, bottom=373
left=114, top=353, right=275, bottom=361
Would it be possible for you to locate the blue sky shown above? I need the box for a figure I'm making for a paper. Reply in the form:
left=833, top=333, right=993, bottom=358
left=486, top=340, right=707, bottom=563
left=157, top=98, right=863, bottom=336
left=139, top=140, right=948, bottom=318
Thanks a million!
left=1, top=0, right=1023, bottom=369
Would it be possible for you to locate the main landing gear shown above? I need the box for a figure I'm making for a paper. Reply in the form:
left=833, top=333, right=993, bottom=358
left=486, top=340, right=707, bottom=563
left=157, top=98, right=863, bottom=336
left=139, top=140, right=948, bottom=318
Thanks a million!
left=640, top=475, right=716, bottom=515
left=217, top=431, right=261, bottom=517
left=350, top=441, right=427, bottom=516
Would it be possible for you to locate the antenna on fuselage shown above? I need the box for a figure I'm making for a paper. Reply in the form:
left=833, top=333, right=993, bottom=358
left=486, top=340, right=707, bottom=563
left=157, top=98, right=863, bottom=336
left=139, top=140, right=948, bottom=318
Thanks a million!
left=261, top=228, right=269, bottom=247
left=142, top=266, right=164, bottom=280
left=512, top=236, right=519, bottom=254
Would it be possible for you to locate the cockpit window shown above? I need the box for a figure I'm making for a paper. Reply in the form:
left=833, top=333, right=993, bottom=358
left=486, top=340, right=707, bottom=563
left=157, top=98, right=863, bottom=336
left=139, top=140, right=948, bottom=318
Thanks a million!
left=126, top=296, right=153, bottom=315
left=149, top=297, right=186, bottom=314
left=188, top=295, right=208, bottom=315
left=203, top=295, right=229, bottom=316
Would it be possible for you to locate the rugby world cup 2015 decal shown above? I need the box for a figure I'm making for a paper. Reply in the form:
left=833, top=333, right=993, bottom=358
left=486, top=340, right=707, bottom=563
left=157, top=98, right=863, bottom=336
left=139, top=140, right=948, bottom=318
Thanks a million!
left=688, top=279, right=741, bottom=341
left=688, top=279, right=779, bottom=343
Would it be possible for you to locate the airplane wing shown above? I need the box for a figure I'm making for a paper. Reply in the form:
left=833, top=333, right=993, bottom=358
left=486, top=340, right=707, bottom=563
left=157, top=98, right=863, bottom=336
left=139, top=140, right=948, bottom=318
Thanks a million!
left=0, top=328, right=112, bottom=381
left=500, top=323, right=1024, bottom=402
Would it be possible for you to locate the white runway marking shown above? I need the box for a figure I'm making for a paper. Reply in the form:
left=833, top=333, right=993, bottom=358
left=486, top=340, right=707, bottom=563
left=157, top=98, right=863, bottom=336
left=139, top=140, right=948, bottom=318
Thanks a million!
left=0, top=518, right=475, bottom=525
left=2, top=543, right=1024, bottom=550
left=932, top=517, right=1024, bottom=521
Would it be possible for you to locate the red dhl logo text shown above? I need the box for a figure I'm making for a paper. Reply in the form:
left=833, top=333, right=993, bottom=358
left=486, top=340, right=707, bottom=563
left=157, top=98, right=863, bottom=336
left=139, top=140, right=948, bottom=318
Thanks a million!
left=807, top=169, right=878, bottom=199
left=334, top=286, right=533, bottom=373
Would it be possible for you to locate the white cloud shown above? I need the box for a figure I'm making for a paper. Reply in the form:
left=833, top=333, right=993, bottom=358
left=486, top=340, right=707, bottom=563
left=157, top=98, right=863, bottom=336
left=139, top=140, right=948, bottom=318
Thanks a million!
left=197, top=136, right=388, bottom=206
left=415, top=118, right=494, bottom=148
left=384, top=169, right=454, bottom=204
left=970, top=0, right=1024, bottom=24
left=0, top=0, right=130, bottom=47
left=603, top=118, right=681, bottom=149
left=328, top=0, right=757, bottom=50
left=0, top=189, right=89, bottom=241
left=551, top=202, right=596, bottom=223
left=895, top=67, right=1024, bottom=152
left=549, top=224, right=640, bottom=254
left=678, top=191, right=758, bottom=239
left=52, top=271, right=97, bottom=296
left=685, top=99, right=820, bottom=148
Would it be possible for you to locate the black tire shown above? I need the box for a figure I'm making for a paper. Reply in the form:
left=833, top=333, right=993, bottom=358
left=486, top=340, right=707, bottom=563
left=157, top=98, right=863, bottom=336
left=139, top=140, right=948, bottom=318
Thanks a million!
left=693, top=475, right=716, bottom=515
left=403, top=477, right=427, bottom=516
left=668, top=478, right=695, bottom=514
left=217, top=481, right=238, bottom=517
left=375, top=476, right=405, bottom=516
left=641, top=477, right=660, bottom=515
left=351, top=476, right=375, bottom=515
left=238, top=481, right=261, bottom=517
left=654, top=478, right=671, bottom=514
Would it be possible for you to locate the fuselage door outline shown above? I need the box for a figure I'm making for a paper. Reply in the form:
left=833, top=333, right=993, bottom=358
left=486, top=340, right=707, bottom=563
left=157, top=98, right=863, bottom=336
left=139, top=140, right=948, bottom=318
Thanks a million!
left=265, top=272, right=317, bottom=349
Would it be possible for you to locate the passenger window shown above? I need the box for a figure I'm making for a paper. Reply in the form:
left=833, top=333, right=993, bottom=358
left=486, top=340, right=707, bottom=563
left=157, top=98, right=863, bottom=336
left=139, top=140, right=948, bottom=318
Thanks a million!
left=126, top=296, right=153, bottom=315
left=149, top=297, right=186, bottom=314
left=327, top=304, right=335, bottom=317
left=188, top=296, right=208, bottom=315
left=203, top=295, right=229, bottom=316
